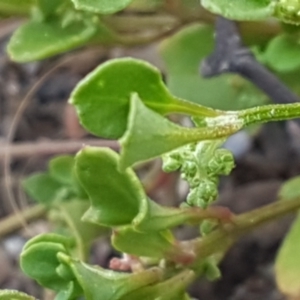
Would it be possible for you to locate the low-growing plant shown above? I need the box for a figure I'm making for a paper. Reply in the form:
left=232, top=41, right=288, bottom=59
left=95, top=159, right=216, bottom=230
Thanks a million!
left=2, top=0, right=300, bottom=299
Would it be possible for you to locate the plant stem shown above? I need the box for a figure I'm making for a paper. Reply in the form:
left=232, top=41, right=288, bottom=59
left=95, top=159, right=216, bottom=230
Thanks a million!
left=190, top=197, right=300, bottom=266
left=102, top=14, right=179, bottom=32
left=0, top=204, right=46, bottom=237
left=0, top=139, right=119, bottom=160
left=234, top=198, right=300, bottom=233
left=201, top=17, right=300, bottom=105
left=59, top=206, right=88, bottom=262
left=239, top=102, right=300, bottom=126
left=115, top=23, right=182, bottom=46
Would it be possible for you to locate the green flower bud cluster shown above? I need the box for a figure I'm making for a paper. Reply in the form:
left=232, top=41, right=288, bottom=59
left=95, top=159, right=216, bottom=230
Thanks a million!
left=162, top=140, right=235, bottom=208
left=187, top=179, right=218, bottom=208
left=275, top=0, right=300, bottom=24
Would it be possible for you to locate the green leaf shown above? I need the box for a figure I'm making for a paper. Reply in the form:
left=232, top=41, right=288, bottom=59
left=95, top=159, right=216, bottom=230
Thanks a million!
left=22, top=173, right=65, bottom=205
left=160, top=24, right=266, bottom=110
left=279, top=176, right=300, bottom=200
left=112, top=227, right=174, bottom=258
left=122, top=270, right=195, bottom=300
left=58, top=253, right=162, bottom=300
left=276, top=215, right=300, bottom=298
left=49, top=155, right=87, bottom=198
left=49, top=156, right=75, bottom=186
left=55, top=282, right=79, bottom=300
left=23, top=155, right=89, bottom=205
left=23, top=233, right=74, bottom=252
left=264, top=34, right=300, bottom=72
left=0, top=290, right=36, bottom=300
left=119, top=92, right=300, bottom=171
left=57, top=201, right=106, bottom=259
left=59, top=201, right=104, bottom=243
left=71, top=0, right=134, bottom=14
left=277, top=67, right=300, bottom=97
left=201, top=257, right=221, bottom=281
left=120, top=94, right=242, bottom=169
left=75, top=147, right=147, bottom=227
left=0, top=0, right=34, bottom=15
left=274, top=176, right=300, bottom=297
left=7, top=18, right=97, bottom=62
left=70, top=58, right=221, bottom=139
left=21, top=234, right=83, bottom=298
left=21, top=241, right=70, bottom=290
left=200, top=0, right=275, bottom=20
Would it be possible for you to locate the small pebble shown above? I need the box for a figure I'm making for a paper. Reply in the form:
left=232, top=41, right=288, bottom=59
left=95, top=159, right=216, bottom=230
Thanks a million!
left=223, top=130, right=252, bottom=159
left=3, top=235, right=26, bottom=259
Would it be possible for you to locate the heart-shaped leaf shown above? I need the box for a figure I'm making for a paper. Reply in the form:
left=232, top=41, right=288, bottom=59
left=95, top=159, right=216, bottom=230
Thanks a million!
left=75, top=147, right=147, bottom=227
left=70, top=58, right=220, bottom=139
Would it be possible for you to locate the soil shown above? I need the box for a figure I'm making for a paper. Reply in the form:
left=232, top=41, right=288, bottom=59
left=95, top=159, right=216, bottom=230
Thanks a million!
left=0, top=21, right=300, bottom=300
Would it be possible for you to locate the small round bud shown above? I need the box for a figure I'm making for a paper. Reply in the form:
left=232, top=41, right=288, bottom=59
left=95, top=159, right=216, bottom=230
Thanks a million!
left=208, top=149, right=235, bottom=175
left=162, top=156, right=181, bottom=172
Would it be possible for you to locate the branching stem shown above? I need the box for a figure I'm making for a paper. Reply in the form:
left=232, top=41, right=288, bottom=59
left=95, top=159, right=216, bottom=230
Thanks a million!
left=0, top=204, right=46, bottom=237
left=201, top=17, right=300, bottom=105
left=189, top=197, right=300, bottom=267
